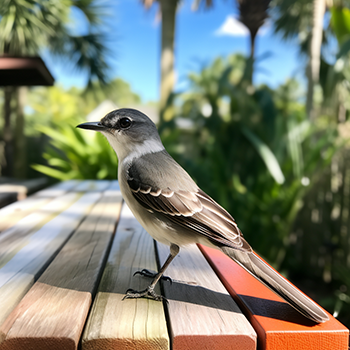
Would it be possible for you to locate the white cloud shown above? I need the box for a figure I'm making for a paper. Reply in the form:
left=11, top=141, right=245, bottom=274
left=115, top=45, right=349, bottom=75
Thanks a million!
left=215, top=15, right=271, bottom=37
left=215, top=15, right=249, bottom=37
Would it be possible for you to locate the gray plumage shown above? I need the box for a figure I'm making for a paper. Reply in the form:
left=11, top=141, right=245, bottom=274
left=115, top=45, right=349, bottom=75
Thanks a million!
left=77, top=108, right=329, bottom=324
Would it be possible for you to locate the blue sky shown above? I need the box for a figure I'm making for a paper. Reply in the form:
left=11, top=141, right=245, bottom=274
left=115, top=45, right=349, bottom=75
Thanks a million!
left=44, top=0, right=304, bottom=102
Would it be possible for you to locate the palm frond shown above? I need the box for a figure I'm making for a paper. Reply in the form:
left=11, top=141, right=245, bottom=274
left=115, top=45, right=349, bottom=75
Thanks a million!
left=69, top=33, right=111, bottom=85
left=242, top=126, right=285, bottom=184
left=0, top=0, right=112, bottom=87
left=72, top=0, right=108, bottom=26
left=0, top=0, right=70, bottom=54
left=237, top=0, right=271, bottom=36
left=271, top=0, right=313, bottom=40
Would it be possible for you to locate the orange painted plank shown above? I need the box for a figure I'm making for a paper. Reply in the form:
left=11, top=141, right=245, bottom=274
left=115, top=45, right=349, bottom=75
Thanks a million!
left=199, top=245, right=349, bottom=350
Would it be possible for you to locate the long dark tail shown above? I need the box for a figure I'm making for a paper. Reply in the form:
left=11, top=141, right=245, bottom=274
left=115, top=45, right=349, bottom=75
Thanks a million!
left=221, top=247, right=329, bottom=323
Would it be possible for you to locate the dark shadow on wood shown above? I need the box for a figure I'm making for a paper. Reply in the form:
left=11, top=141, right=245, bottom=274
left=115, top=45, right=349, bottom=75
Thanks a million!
left=161, top=279, right=241, bottom=313
left=157, top=278, right=317, bottom=326
left=236, top=294, right=317, bottom=327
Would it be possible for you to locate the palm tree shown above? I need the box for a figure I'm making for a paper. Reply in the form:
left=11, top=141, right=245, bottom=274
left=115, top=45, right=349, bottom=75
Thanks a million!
left=237, top=0, right=271, bottom=60
left=236, top=0, right=271, bottom=83
left=193, top=0, right=271, bottom=83
left=144, top=0, right=271, bottom=123
left=141, top=0, right=180, bottom=124
left=272, top=0, right=327, bottom=119
left=0, top=0, right=112, bottom=177
left=306, top=0, right=326, bottom=120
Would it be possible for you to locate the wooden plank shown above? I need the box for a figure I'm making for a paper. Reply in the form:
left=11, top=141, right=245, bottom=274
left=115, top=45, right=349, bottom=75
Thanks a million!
left=0, top=191, right=101, bottom=329
left=74, top=180, right=111, bottom=192
left=156, top=242, right=256, bottom=350
left=0, top=180, right=80, bottom=234
left=0, top=180, right=110, bottom=250
left=0, top=192, right=83, bottom=268
left=82, top=203, right=169, bottom=350
left=199, top=245, right=349, bottom=350
left=0, top=181, right=110, bottom=233
left=0, top=182, right=122, bottom=350
left=33, top=180, right=80, bottom=198
left=0, top=178, right=48, bottom=200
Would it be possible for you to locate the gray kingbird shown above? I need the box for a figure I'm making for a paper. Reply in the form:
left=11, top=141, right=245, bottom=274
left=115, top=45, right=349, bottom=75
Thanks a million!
left=77, top=108, right=329, bottom=323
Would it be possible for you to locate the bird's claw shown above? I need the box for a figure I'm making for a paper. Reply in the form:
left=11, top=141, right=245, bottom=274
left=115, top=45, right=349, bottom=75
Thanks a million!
left=133, top=269, right=172, bottom=284
left=133, top=269, right=155, bottom=278
left=122, top=286, right=167, bottom=302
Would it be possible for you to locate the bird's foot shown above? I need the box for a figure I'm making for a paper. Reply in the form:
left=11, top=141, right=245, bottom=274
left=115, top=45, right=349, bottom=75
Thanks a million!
left=133, top=269, right=172, bottom=284
left=122, top=285, right=166, bottom=302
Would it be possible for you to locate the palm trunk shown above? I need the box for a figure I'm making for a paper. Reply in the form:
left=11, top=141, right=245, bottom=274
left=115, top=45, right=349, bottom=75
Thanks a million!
left=2, top=87, right=15, bottom=177
left=159, top=0, right=177, bottom=124
left=248, top=30, right=257, bottom=84
left=14, top=87, right=27, bottom=179
left=250, top=32, right=256, bottom=60
left=306, top=0, right=326, bottom=120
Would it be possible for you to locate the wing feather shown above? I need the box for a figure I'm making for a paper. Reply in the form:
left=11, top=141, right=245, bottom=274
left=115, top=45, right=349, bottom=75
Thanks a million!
left=129, top=182, right=251, bottom=251
left=126, top=152, right=251, bottom=252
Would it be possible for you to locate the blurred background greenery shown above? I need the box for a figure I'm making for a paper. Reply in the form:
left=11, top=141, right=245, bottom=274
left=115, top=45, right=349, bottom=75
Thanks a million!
left=1, top=0, right=350, bottom=329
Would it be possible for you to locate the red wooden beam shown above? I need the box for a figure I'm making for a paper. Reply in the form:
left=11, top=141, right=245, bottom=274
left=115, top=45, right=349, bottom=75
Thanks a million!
left=199, top=245, right=349, bottom=350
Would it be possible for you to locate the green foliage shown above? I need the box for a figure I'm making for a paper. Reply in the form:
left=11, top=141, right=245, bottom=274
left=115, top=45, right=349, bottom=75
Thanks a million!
left=318, top=5, right=350, bottom=121
left=0, top=0, right=112, bottom=85
left=330, top=6, right=350, bottom=44
left=0, top=0, right=70, bottom=54
left=271, top=0, right=313, bottom=51
left=161, top=54, right=339, bottom=269
left=82, top=78, right=142, bottom=108
left=26, top=79, right=142, bottom=136
left=26, top=86, right=88, bottom=136
left=32, top=123, right=118, bottom=180
left=241, top=126, right=285, bottom=184
left=28, top=76, right=142, bottom=180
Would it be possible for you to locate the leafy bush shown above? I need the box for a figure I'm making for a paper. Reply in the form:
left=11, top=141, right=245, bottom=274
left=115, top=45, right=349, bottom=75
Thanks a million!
left=32, top=123, right=118, bottom=180
left=28, top=77, right=143, bottom=181
left=161, top=54, right=339, bottom=270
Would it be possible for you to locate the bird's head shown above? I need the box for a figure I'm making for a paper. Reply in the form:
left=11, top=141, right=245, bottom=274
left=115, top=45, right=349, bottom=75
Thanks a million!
left=76, top=108, right=164, bottom=163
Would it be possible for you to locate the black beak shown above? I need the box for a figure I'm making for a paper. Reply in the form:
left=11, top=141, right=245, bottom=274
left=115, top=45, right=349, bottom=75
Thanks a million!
left=76, top=121, right=107, bottom=131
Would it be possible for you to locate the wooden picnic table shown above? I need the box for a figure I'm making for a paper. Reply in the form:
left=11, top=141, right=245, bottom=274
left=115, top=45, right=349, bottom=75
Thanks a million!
left=0, top=180, right=348, bottom=350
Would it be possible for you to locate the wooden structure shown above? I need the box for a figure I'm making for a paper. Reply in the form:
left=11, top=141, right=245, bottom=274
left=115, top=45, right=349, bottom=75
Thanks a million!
left=0, top=177, right=48, bottom=209
left=0, top=180, right=348, bottom=350
left=0, top=56, right=54, bottom=86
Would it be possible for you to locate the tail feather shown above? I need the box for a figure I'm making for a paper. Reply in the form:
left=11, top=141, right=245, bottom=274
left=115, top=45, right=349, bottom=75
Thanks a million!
left=221, top=247, right=329, bottom=323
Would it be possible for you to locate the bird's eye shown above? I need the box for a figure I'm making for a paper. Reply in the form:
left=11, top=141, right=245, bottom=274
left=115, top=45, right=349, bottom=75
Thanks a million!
left=119, top=117, right=132, bottom=129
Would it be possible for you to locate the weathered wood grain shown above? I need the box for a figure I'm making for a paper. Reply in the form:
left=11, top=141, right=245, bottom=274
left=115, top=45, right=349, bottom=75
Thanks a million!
left=0, top=180, right=80, bottom=234
left=0, top=181, right=111, bottom=269
left=156, top=242, right=257, bottom=350
left=0, top=191, right=101, bottom=329
left=0, top=182, right=123, bottom=350
left=33, top=180, right=80, bottom=198
left=199, top=245, right=349, bottom=350
left=74, top=180, right=111, bottom=192
left=82, top=203, right=169, bottom=350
